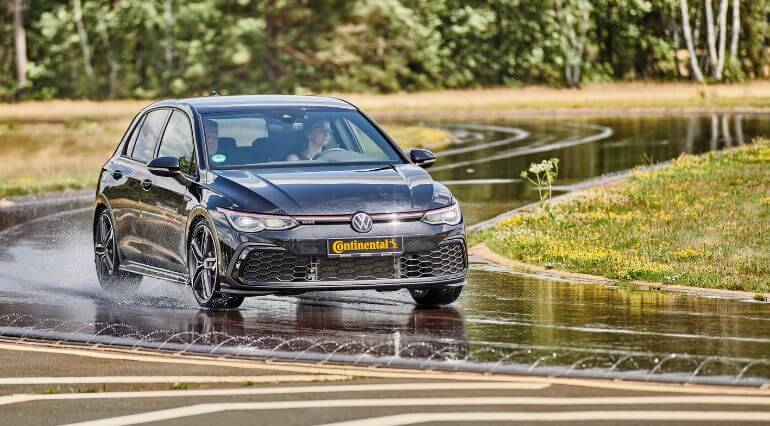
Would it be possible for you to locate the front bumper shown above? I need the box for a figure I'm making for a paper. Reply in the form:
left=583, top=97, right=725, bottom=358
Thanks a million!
left=214, top=215, right=467, bottom=296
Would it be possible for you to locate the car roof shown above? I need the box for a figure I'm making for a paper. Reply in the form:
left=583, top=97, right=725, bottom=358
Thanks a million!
left=149, top=95, right=357, bottom=113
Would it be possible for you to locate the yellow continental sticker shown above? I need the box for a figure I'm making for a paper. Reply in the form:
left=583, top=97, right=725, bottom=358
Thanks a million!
left=327, top=237, right=403, bottom=257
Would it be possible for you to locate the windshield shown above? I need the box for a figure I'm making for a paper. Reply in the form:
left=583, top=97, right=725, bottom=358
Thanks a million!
left=201, top=108, right=404, bottom=169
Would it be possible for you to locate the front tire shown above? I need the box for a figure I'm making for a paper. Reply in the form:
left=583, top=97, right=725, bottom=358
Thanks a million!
left=188, top=220, right=244, bottom=310
left=409, top=286, right=463, bottom=307
left=94, top=210, right=142, bottom=293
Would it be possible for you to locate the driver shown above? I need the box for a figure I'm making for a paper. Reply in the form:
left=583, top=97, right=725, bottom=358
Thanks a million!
left=287, top=119, right=331, bottom=161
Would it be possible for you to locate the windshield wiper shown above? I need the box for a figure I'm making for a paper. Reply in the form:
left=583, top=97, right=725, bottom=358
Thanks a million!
left=357, top=164, right=396, bottom=172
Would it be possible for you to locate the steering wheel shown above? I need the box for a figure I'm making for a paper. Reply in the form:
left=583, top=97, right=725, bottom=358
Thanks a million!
left=312, top=148, right=348, bottom=160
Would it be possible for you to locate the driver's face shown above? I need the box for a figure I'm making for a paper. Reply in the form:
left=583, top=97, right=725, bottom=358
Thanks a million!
left=309, top=122, right=332, bottom=146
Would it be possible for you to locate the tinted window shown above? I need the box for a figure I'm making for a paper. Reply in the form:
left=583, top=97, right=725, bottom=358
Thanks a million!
left=345, top=119, right=388, bottom=161
left=131, top=109, right=169, bottom=163
left=201, top=108, right=403, bottom=168
left=123, top=115, right=145, bottom=156
left=157, top=111, right=196, bottom=175
left=216, top=117, right=267, bottom=147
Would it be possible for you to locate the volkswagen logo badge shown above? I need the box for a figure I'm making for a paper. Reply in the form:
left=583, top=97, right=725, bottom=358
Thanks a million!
left=351, top=212, right=373, bottom=233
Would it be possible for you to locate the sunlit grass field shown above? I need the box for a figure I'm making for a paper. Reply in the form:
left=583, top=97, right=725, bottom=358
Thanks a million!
left=340, top=81, right=770, bottom=114
left=476, top=140, right=770, bottom=292
left=4, top=81, right=770, bottom=124
left=0, top=118, right=452, bottom=198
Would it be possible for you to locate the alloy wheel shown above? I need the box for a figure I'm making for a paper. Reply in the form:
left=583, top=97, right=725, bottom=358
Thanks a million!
left=189, top=224, right=218, bottom=303
left=94, top=212, right=116, bottom=276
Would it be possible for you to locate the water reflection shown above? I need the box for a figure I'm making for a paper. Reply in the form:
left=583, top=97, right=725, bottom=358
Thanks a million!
left=432, top=114, right=770, bottom=223
left=2, top=114, right=770, bottom=385
left=2, top=268, right=770, bottom=384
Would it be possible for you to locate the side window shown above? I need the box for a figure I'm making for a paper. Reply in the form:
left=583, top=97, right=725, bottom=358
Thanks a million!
left=123, top=115, right=146, bottom=156
left=131, top=109, right=169, bottom=163
left=157, top=111, right=196, bottom=175
left=345, top=119, right=388, bottom=160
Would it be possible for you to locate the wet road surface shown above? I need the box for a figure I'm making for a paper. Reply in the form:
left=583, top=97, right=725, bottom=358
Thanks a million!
left=2, top=114, right=770, bottom=387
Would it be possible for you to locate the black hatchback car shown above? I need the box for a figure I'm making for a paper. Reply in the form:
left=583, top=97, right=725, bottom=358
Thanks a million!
left=93, top=95, right=467, bottom=309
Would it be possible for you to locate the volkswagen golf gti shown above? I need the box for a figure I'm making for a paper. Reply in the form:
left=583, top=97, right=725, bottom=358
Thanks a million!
left=93, top=95, right=467, bottom=309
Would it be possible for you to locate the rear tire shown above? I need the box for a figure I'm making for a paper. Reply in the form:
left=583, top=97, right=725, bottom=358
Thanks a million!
left=409, top=286, right=463, bottom=307
left=94, top=210, right=142, bottom=293
left=188, top=220, right=245, bottom=310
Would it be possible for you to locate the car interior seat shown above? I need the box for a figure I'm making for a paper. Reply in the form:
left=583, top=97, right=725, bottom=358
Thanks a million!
left=249, top=137, right=270, bottom=163
left=216, top=137, right=238, bottom=162
left=262, top=121, right=292, bottom=162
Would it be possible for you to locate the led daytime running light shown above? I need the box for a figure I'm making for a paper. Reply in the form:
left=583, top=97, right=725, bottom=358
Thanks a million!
left=218, top=208, right=299, bottom=232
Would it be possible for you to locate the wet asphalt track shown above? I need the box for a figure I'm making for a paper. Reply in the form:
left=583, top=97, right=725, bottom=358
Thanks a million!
left=2, top=117, right=770, bottom=387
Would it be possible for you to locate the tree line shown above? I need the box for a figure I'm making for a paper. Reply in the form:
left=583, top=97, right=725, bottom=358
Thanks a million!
left=3, top=0, right=769, bottom=100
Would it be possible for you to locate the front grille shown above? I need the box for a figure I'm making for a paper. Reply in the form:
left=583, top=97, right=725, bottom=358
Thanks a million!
left=236, top=242, right=466, bottom=284
left=317, top=256, right=396, bottom=281
left=238, top=250, right=312, bottom=282
left=400, top=243, right=466, bottom=278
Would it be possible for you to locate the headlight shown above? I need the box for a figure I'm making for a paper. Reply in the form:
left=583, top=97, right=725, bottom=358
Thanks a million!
left=218, top=208, right=299, bottom=232
left=421, top=203, right=462, bottom=225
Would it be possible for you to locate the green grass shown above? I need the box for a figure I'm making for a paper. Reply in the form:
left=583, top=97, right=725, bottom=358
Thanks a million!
left=169, top=382, right=188, bottom=391
left=477, top=140, right=770, bottom=292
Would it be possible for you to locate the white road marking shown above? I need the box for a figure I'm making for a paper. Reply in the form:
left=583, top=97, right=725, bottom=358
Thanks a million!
left=440, top=179, right=520, bottom=185
left=0, top=340, right=532, bottom=383
left=0, top=375, right=350, bottom=385
left=439, top=125, right=530, bottom=157
left=0, top=382, right=549, bottom=407
left=3, top=339, right=770, bottom=396
left=317, top=411, right=770, bottom=426
left=431, top=123, right=613, bottom=172
left=62, top=396, right=770, bottom=426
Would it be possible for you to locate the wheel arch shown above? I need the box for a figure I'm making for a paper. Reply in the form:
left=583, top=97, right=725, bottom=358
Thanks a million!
left=184, top=207, right=221, bottom=268
left=92, top=196, right=113, bottom=244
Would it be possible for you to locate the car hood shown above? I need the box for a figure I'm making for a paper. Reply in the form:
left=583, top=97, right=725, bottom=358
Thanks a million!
left=209, top=164, right=453, bottom=215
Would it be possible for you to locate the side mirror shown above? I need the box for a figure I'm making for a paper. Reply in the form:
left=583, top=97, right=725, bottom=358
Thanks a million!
left=148, top=156, right=180, bottom=177
left=409, top=149, right=437, bottom=169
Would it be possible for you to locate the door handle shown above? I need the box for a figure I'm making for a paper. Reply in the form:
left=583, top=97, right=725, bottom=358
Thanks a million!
left=112, top=170, right=123, bottom=180
left=141, top=179, right=153, bottom=191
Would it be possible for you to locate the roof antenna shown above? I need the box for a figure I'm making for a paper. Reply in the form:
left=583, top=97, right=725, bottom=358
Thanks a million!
left=210, top=90, right=220, bottom=96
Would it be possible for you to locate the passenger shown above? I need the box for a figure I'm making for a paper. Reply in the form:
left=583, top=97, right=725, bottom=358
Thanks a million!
left=287, top=119, right=332, bottom=161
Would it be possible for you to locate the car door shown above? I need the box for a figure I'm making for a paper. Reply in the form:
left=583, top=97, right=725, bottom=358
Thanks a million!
left=103, top=114, right=144, bottom=265
left=120, top=108, right=170, bottom=266
left=141, top=110, right=197, bottom=274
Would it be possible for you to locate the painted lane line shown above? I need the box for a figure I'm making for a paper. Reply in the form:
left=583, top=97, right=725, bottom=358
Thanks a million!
left=467, top=316, right=770, bottom=344
left=431, top=123, right=613, bottom=172
left=0, top=382, right=549, bottom=407
left=439, top=125, right=530, bottom=157
left=440, top=136, right=525, bottom=156
left=0, top=375, right=351, bottom=385
left=440, top=179, right=520, bottom=185
left=0, top=340, right=535, bottom=383
left=63, top=396, right=770, bottom=426
left=317, top=411, right=770, bottom=426
left=1, top=340, right=769, bottom=397
left=450, top=124, right=531, bottom=134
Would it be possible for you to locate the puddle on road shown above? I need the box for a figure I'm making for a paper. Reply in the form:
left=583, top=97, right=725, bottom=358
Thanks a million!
left=1, top=113, right=770, bottom=385
left=461, top=268, right=770, bottom=382
left=1, top=205, right=770, bottom=385
left=432, top=114, right=770, bottom=223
